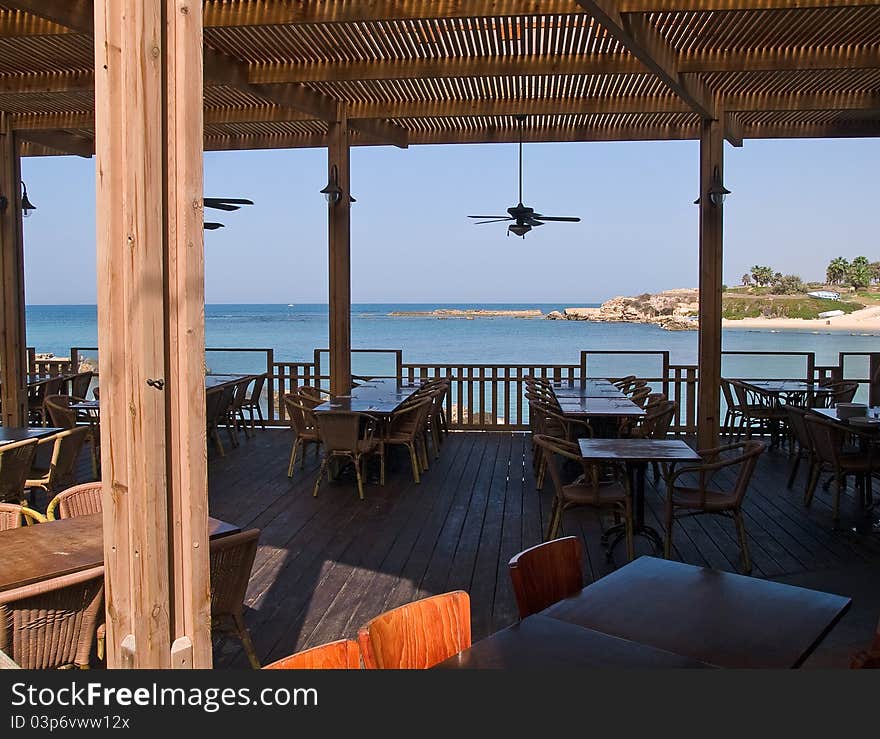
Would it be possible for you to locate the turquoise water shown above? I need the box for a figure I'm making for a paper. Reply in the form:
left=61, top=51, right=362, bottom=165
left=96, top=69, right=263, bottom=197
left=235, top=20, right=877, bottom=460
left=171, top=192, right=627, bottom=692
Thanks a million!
left=24, top=303, right=879, bottom=383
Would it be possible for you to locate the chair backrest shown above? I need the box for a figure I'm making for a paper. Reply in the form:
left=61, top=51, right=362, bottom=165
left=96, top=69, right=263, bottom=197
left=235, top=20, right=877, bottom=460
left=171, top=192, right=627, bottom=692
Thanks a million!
left=231, top=377, right=252, bottom=410
left=314, top=411, right=372, bottom=453
left=720, top=379, right=737, bottom=410
left=388, top=398, right=432, bottom=436
left=0, top=566, right=104, bottom=669
left=532, top=434, right=593, bottom=496
left=0, top=502, right=46, bottom=530
left=247, top=374, right=266, bottom=404
left=804, top=415, right=845, bottom=467
left=644, top=400, right=677, bottom=438
left=209, top=528, right=260, bottom=620
left=628, top=385, right=652, bottom=408
left=47, top=482, right=103, bottom=520
left=263, top=639, right=362, bottom=669
left=728, top=440, right=765, bottom=506
left=730, top=379, right=750, bottom=408
left=830, top=381, right=859, bottom=405
left=357, top=590, right=471, bottom=669
left=42, top=427, right=90, bottom=490
left=283, top=393, right=309, bottom=435
left=0, top=438, right=39, bottom=503
left=694, top=441, right=764, bottom=507
left=92, top=386, right=100, bottom=400
left=44, top=394, right=79, bottom=428
left=205, top=388, right=226, bottom=426
left=508, top=537, right=583, bottom=619
left=784, top=405, right=812, bottom=449
left=70, top=372, right=93, bottom=399
left=297, top=385, right=329, bottom=404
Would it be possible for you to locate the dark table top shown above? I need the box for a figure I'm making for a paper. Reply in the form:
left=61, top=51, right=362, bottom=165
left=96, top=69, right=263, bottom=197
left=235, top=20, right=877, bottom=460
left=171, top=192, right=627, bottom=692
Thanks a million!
left=70, top=400, right=100, bottom=411
left=558, top=397, right=646, bottom=418
left=552, top=380, right=626, bottom=399
left=741, top=380, right=832, bottom=395
left=579, top=438, right=702, bottom=463
left=542, top=556, right=851, bottom=669
left=809, top=407, right=880, bottom=434
left=435, top=614, right=713, bottom=669
left=314, top=378, right=423, bottom=415
left=0, top=513, right=240, bottom=593
left=0, top=427, right=64, bottom=445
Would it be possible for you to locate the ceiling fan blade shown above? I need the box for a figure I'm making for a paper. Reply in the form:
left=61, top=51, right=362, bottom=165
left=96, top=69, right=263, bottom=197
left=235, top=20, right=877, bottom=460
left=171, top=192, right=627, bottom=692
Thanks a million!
left=203, top=222, right=225, bottom=230
left=475, top=218, right=514, bottom=225
left=204, top=197, right=254, bottom=206
left=204, top=202, right=240, bottom=212
left=531, top=215, right=581, bottom=222
left=468, top=215, right=511, bottom=219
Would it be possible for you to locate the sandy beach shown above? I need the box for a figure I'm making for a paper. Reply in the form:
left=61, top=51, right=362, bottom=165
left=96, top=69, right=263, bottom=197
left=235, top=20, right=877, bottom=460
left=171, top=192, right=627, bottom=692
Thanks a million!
left=722, top=305, right=880, bottom=334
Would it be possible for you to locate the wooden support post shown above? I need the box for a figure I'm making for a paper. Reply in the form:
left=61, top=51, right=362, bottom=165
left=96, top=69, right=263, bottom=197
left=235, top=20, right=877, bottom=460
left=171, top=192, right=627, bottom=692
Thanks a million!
left=328, top=105, right=352, bottom=396
left=0, top=115, right=26, bottom=428
left=94, top=0, right=210, bottom=668
left=870, top=353, right=880, bottom=407
left=697, top=110, right=725, bottom=451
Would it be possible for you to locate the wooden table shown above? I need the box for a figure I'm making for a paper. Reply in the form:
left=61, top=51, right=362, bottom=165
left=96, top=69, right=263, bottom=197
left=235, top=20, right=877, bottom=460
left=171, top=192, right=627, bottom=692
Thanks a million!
left=558, top=396, right=645, bottom=418
left=542, top=557, right=851, bottom=668
left=205, top=373, right=255, bottom=391
left=314, top=378, right=423, bottom=415
left=579, top=438, right=702, bottom=554
left=0, top=427, right=64, bottom=446
left=436, top=614, right=712, bottom=669
left=0, top=513, right=240, bottom=593
left=552, top=380, right=626, bottom=399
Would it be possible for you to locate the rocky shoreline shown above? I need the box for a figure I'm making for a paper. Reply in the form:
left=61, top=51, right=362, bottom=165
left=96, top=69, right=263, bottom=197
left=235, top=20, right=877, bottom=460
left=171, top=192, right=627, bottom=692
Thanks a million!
left=546, top=289, right=699, bottom=331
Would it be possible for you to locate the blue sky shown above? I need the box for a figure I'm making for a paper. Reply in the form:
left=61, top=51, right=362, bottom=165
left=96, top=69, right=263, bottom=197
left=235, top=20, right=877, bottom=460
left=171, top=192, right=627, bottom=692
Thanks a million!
left=20, top=136, right=879, bottom=304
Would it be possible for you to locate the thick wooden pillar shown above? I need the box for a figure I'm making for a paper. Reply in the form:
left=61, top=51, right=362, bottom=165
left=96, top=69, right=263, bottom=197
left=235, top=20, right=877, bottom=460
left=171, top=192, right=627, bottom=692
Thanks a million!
left=94, top=0, right=209, bottom=668
left=697, top=113, right=725, bottom=451
left=0, top=116, right=26, bottom=428
left=328, top=107, right=352, bottom=395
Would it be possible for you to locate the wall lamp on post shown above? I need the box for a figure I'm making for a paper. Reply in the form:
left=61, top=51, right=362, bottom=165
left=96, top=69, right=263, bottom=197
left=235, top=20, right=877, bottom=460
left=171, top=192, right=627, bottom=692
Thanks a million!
left=0, top=181, right=37, bottom=216
left=320, top=164, right=356, bottom=205
left=694, top=166, right=731, bottom=207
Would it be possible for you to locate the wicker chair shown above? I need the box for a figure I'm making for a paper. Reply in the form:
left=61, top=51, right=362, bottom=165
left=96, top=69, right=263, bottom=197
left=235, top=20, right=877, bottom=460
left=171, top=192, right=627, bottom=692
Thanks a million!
left=664, top=441, right=765, bottom=574
left=44, top=394, right=100, bottom=478
left=313, top=411, right=382, bottom=499
left=533, top=434, right=633, bottom=559
left=210, top=528, right=261, bottom=669
left=721, top=379, right=745, bottom=437
left=0, top=438, right=39, bottom=506
left=46, top=482, right=103, bottom=520
left=382, top=399, right=431, bottom=484
left=0, top=502, right=46, bottom=530
left=424, top=383, right=451, bottom=457
left=357, top=591, right=471, bottom=669
left=283, top=393, right=321, bottom=478
left=508, top=536, right=583, bottom=619
left=297, top=385, right=331, bottom=404
left=627, top=385, right=652, bottom=409
left=264, top=639, right=362, bottom=669
left=205, top=386, right=235, bottom=456
left=26, top=426, right=90, bottom=495
left=228, top=377, right=255, bottom=440
left=784, top=405, right=815, bottom=493
left=239, top=373, right=267, bottom=431
left=529, top=399, right=593, bottom=490
left=28, top=376, right=66, bottom=426
left=0, top=566, right=105, bottom=669
left=803, top=415, right=879, bottom=520
left=70, top=371, right=94, bottom=399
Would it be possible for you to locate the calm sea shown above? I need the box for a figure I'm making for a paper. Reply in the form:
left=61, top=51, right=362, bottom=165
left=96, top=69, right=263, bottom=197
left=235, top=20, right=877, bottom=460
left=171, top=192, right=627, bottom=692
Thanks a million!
left=24, top=303, right=880, bottom=385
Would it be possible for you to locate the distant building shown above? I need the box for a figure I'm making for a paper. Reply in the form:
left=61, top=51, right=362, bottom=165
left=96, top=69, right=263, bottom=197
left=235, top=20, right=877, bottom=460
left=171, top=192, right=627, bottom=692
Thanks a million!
left=807, top=290, right=841, bottom=301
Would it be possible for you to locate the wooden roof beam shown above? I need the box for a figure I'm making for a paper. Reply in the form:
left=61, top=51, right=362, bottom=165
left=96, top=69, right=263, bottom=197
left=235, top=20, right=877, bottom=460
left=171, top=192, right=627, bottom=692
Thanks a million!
left=575, top=1, right=716, bottom=119
left=17, top=129, right=92, bottom=157
left=1, top=1, right=93, bottom=35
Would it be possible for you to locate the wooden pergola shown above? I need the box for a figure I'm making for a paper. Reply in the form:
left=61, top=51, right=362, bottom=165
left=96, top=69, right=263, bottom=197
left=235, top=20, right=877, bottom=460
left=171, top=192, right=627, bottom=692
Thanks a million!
left=0, top=0, right=878, bottom=668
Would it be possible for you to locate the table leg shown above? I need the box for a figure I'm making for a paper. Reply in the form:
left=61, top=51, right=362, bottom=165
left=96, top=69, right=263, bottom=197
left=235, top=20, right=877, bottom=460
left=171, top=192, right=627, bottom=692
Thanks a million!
left=603, top=461, right=664, bottom=558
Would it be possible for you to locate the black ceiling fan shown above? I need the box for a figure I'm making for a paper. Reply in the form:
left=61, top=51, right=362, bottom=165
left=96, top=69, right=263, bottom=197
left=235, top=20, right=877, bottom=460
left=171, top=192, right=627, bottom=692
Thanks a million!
left=468, top=115, right=580, bottom=238
left=203, top=197, right=254, bottom=231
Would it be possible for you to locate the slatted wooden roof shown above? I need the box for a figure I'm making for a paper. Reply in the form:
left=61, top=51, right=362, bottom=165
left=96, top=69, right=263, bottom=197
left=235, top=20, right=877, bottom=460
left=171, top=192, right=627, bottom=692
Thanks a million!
left=4, top=0, right=880, bottom=156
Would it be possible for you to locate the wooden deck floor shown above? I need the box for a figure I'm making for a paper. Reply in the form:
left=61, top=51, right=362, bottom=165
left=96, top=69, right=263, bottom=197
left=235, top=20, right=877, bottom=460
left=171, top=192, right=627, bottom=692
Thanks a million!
left=200, top=429, right=880, bottom=668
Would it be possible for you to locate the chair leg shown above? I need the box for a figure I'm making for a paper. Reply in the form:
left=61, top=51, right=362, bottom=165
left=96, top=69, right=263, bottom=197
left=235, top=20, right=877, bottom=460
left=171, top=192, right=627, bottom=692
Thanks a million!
left=664, top=504, right=674, bottom=560
left=255, top=404, right=266, bottom=430
left=787, top=453, right=801, bottom=489
left=313, top=457, right=330, bottom=497
left=379, top=444, right=385, bottom=486
left=419, top=435, right=430, bottom=471
left=408, top=443, right=421, bottom=484
left=545, top=498, right=562, bottom=541
left=536, top=453, right=546, bottom=490
left=287, top=438, right=301, bottom=478
left=232, top=612, right=261, bottom=669
left=211, top=426, right=225, bottom=456
left=804, top=462, right=819, bottom=507
left=833, top=475, right=843, bottom=521
left=733, top=510, right=752, bottom=575
left=354, top=456, right=365, bottom=500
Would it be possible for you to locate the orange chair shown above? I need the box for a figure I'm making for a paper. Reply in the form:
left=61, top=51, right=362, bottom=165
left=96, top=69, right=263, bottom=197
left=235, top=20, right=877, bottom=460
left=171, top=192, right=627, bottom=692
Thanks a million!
left=263, top=639, right=361, bottom=669
left=508, top=537, right=583, bottom=619
left=357, top=591, right=471, bottom=669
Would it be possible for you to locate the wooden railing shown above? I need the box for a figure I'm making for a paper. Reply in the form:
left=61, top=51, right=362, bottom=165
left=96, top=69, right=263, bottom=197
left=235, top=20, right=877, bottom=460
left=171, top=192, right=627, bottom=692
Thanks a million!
left=26, top=346, right=880, bottom=434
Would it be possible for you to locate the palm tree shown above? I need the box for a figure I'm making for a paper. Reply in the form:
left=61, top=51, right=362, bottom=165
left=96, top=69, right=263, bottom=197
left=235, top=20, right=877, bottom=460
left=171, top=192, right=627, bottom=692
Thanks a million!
left=826, top=256, right=850, bottom=285
left=741, top=273, right=752, bottom=287
left=849, top=256, right=872, bottom=289
left=750, top=265, right=774, bottom=286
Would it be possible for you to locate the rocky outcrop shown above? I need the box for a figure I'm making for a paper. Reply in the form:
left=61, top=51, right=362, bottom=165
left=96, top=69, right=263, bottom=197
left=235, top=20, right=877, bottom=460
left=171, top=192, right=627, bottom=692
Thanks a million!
left=546, top=289, right=699, bottom=331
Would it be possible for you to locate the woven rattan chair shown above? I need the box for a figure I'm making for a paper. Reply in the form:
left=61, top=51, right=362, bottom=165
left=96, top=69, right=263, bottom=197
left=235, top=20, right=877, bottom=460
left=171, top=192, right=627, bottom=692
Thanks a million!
left=263, top=639, right=362, bottom=669
left=70, top=371, right=93, bottom=399
left=664, top=441, right=765, bottom=574
left=210, top=528, right=261, bottom=669
left=829, top=381, right=859, bottom=406
left=239, top=373, right=267, bottom=431
left=313, top=411, right=381, bottom=499
left=0, top=438, right=39, bottom=506
left=205, top=386, right=232, bottom=456
left=803, top=415, right=879, bottom=520
left=357, top=591, right=471, bottom=669
left=283, top=393, right=321, bottom=478
left=613, top=375, right=638, bottom=392
left=28, top=376, right=66, bottom=426
left=44, top=394, right=100, bottom=478
left=46, top=482, right=103, bottom=521
left=424, top=383, right=451, bottom=456
left=0, top=502, right=46, bottom=530
left=0, top=566, right=104, bottom=669
left=229, top=377, right=255, bottom=440
left=721, top=379, right=745, bottom=437
left=529, top=399, right=593, bottom=490
left=534, top=434, right=633, bottom=559
left=508, top=536, right=583, bottom=619
left=26, top=426, right=90, bottom=495
left=382, top=398, right=431, bottom=484
left=297, top=385, right=331, bottom=404
left=784, top=405, right=815, bottom=493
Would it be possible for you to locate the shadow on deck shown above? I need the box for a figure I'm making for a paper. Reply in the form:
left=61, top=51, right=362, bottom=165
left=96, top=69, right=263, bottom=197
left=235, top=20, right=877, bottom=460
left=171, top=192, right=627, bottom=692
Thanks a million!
left=203, top=429, right=880, bottom=669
